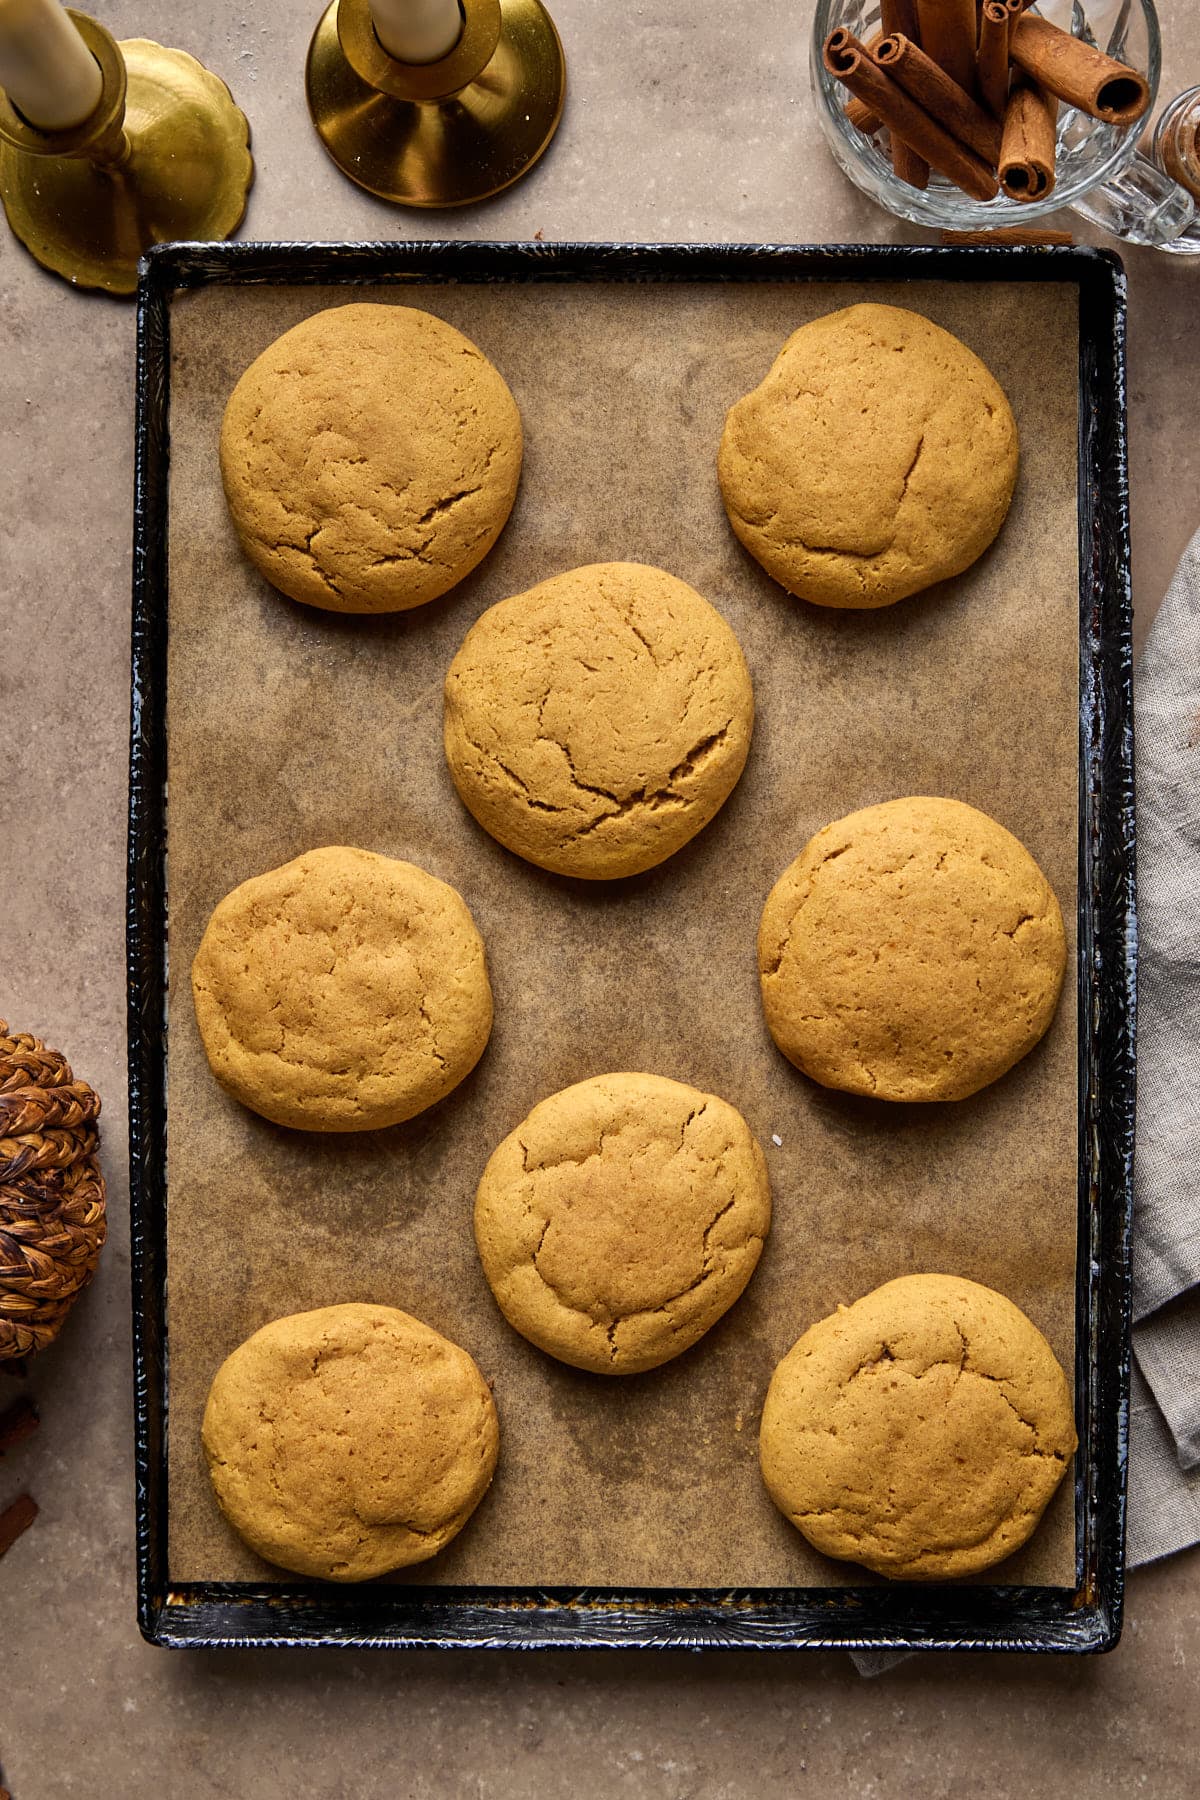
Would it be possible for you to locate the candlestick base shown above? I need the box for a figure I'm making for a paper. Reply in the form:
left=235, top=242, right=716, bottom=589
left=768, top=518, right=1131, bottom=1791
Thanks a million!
left=0, top=32, right=252, bottom=296
left=305, top=0, right=566, bottom=208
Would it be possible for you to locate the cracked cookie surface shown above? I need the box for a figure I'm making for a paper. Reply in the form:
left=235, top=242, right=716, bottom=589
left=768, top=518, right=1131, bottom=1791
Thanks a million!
left=758, top=797, right=1066, bottom=1103
left=191, top=845, right=492, bottom=1131
left=759, top=1273, right=1076, bottom=1579
left=474, top=1072, right=771, bottom=1374
left=443, top=562, right=754, bottom=879
left=202, top=1303, right=500, bottom=1581
left=219, top=303, right=522, bottom=614
left=718, top=303, right=1018, bottom=609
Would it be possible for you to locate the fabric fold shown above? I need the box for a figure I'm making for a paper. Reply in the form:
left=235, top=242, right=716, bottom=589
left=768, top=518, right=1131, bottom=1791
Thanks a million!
left=1131, top=527, right=1200, bottom=1325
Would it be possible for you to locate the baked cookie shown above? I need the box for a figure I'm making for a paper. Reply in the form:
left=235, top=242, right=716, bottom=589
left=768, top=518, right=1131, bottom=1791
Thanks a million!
left=443, top=562, right=754, bottom=879
left=758, top=797, right=1066, bottom=1102
left=718, top=303, right=1019, bottom=608
left=474, top=1072, right=771, bottom=1374
left=191, top=846, right=492, bottom=1131
left=219, top=303, right=522, bottom=614
left=759, top=1274, right=1076, bottom=1580
left=202, top=1304, right=499, bottom=1581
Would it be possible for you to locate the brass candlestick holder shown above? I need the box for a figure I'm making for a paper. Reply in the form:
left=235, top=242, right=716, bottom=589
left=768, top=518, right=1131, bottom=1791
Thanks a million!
left=305, top=0, right=566, bottom=207
left=0, top=12, right=252, bottom=296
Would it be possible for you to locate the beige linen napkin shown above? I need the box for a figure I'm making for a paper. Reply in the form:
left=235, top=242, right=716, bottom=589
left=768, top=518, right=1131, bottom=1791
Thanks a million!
left=1126, top=523, right=1200, bottom=1560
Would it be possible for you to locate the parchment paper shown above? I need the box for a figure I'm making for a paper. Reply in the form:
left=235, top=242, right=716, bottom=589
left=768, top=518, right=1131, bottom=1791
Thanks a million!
left=165, top=278, right=1079, bottom=1588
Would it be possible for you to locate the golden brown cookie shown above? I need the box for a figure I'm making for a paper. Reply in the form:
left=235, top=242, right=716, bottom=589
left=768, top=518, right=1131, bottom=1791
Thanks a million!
left=718, top=303, right=1019, bottom=608
left=191, top=846, right=492, bottom=1131
left=219, top=303, right=522, bottom=614
left=758, top=797, right=1066, bottom=1102
left=759, top=1274, right=1076, bottom=1580
left=474, top=1072, right=771, bottom=1374
left=202, top=1304, right=499, bottom=1581
left=443, top=562, right=754, bottom=879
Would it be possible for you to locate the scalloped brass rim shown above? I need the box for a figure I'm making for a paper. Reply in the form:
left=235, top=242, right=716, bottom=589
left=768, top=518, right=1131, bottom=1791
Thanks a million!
left=0, top=35, right=253, bottom=295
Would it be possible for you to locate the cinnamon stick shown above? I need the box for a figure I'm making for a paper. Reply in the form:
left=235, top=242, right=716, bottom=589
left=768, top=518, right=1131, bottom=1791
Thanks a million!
left=940, top=227, right=1075, bottom=244
left=872, top=35, right=1002, bottom=164
left=978, top=2, right=1011, bottom=119
left=1003, top=0, right=1027, bottom=45
left=844, top=96, right=882, bottom=135
left=0, top=1492, right=37, bottom=1557
left=892, top=135, right=930, bottom=194
left=1010, top=14, right=1150, bottom=126
left=914, top=0, right=978, bottom=97
left=880, top=0, right=921, bottom=42
left=841, top=33, right=889, bottom=137
left=823, top=29, right=999, bottom=200
left=999, top=81, right=1058, bottom=201
left=1002, top=0, right=1027, bottom=76
left=866, top=19, right=927, bottom=187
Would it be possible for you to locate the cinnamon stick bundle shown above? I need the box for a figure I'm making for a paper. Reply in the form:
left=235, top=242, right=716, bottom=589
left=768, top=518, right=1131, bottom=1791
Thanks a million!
left=977, top=2, right=1011, bottom=119
left=872, top=34, right=1003, bottom=164
left=1010, top=14, right=1150, bottom=126
left=914, top=0, right=978, bottom=97
left=999, top=80, right=1058, bottom=201
left=828, top=3, right=1150, bottom=209
left=823, top=30, right=999, bottom=200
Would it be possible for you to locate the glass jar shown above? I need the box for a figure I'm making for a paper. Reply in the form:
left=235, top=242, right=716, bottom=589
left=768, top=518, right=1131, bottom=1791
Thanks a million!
left=810, top=0, right=1200, bottom=252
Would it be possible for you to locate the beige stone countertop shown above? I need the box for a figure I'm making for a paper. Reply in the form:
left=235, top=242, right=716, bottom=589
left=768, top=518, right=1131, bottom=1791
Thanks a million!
left=2, top=2, right=1199, bottom=1795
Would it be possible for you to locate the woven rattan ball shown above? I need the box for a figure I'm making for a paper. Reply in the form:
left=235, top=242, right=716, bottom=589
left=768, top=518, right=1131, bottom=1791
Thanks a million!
left=0, top=1020, right=106, bottom=1361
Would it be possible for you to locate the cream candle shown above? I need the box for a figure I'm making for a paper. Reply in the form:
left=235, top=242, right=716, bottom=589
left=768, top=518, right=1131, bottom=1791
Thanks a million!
left=369, top=0, right=463, bottom=65
left=0, top=0, right=103, bottom=130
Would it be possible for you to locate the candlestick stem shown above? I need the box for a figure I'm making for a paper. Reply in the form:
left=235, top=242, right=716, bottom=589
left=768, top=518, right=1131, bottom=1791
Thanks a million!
left=86, top=119, right=131, bottom=169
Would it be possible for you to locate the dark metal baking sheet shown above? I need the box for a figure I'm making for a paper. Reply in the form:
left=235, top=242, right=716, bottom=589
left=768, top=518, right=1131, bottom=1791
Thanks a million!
left=128, top=239, right=1135, bottom=1652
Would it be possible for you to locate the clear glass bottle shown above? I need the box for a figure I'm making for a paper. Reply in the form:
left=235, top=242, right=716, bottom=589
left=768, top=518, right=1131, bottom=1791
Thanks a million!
left=1151, top=86, right=1200, bottom=201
